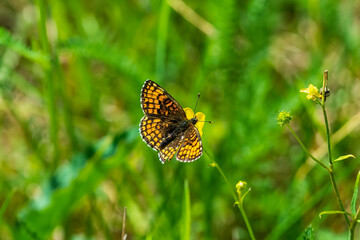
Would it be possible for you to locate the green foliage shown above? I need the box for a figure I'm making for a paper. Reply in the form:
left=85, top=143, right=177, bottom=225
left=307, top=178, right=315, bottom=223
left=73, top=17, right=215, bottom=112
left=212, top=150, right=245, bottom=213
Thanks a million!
left=351, top=171, right=360, bottom=215
left=0, top=0, right=360, bottom=239
left=333, top=154, right=355, bottom=163
left=302, top=225, right=315, bottom=240
left=0, top=27, right=49, bottom=66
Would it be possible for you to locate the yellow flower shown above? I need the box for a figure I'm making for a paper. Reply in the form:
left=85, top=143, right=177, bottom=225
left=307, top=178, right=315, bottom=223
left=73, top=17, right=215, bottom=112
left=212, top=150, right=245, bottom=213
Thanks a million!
left=183, top=107, right=205, bottom=136
left=276, top=111, right=292, bottom=126
left=300, top=84, right=323, bottom=101
left=236, top=181, right=247, bottom=194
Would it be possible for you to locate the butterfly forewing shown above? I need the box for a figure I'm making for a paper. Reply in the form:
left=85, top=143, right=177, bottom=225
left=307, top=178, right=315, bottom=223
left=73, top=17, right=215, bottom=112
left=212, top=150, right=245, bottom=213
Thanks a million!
left=176, top=127, right=203, bottom=162
left=141, top=80, right=186, bottom=119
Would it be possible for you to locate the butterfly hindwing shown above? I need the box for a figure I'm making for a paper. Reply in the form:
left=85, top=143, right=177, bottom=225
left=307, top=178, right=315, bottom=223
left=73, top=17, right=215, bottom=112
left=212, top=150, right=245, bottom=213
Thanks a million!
left=139, top=116, right=168, bottom=151
left=158, top=136, right=183, bottom=163
left=176, top=127, right=203, bottom=162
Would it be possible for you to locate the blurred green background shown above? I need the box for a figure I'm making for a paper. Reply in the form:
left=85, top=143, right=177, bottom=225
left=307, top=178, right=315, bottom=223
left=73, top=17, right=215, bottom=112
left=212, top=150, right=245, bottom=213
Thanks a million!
left=1, top=0, right=360, bottom=239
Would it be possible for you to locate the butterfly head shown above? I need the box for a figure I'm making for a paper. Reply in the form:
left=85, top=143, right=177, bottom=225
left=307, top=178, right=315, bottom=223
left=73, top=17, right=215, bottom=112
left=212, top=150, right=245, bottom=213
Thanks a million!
left=183, top=92, right=211, bottom=137
left=190, top=117, right=198, bottom=125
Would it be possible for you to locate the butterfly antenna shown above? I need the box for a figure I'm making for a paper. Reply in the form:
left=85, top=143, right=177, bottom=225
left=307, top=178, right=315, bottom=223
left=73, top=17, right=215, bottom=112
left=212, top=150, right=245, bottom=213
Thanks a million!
left=193, top=93, right=201, bottom=118
left=193, top=93, right=212, bottom=123
left=198, top=120, right=213, bottom=124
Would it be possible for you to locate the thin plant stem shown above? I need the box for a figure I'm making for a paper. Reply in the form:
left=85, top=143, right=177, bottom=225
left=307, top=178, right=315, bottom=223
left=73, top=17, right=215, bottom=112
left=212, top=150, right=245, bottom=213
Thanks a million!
left=156, top=0, right=170, bottom=82
left=122, top=207, right=127, bottom=240
left=238, top=200, right=255, bottom=240
left=322, top=105, right=332, bottom=165
left=204, top=150, right=256, bottom=240
left=320, top=71, right=350, bottom=226
left=349, top=205, right=360, bottom=239
left=286, top=125, right=329, bottom=171
left=36, top=0, right=60, bottom=168
left=53, top=55, right=78, bottom=149
left=322, top=104, right=350, bottom=226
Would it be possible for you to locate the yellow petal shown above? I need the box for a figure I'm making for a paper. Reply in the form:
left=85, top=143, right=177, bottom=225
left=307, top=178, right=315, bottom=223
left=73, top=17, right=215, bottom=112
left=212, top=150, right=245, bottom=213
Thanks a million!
left=183, top=108, right=194, bottom=120
left=306, top=94, right=313, bottom=100
left=195, top=112, right=205, bottom=136
left=308, top=84, right=317, bottom=92
left=183, top=108, right=205, bottom=137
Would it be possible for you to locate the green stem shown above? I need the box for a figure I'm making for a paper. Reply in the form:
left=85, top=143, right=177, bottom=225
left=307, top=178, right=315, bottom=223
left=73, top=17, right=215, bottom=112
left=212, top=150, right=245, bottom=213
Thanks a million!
left=238, top=201, right=256, bottom=240
left=322, top=105, right=332, bottom=165
left=156, top=0, right=170, bottom=82
left=349, top=206, right=360, bottom=240
left=320, top=70, right=350, bottom=227
left=36, top=0, right=60, bottom=169
left=36, top=0, right=50, bottom=53
left=204, top=150, right=256, bottom=240
left=53, top=55, right=78, bottom=149
left=328, top=170, right=350, bottom=226
left=321, top=104, right=350, bottom=226
left=286, top=125, right=329, bottom=171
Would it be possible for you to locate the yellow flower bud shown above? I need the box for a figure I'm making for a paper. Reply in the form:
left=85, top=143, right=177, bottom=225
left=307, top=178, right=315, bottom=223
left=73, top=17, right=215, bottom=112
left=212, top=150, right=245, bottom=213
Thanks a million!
left=277, top=111, right=292, bottom=126
left=236, top=181, right=247, bottom=194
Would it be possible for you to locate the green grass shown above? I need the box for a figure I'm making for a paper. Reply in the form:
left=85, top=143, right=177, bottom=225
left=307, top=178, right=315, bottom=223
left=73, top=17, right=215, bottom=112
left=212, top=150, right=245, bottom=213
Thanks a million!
left=1, top=0, right=360, bottom=239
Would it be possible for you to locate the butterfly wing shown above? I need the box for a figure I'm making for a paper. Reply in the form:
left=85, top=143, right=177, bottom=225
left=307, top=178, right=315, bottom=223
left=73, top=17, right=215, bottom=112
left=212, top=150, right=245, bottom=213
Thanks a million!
left=140, top=116, right=168, bottom=151
left=176, top=126, right=203, bottom=162
left=158, top=136, right=183, bottom=163
left=140, top=80, right=186, bottom=119
left=140, top=79, right=202, bottom=163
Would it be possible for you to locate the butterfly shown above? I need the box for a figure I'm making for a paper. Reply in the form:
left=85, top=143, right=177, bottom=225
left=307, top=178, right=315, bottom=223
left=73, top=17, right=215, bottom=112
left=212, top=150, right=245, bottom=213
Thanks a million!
left=139, top=80, right=204, bottom=163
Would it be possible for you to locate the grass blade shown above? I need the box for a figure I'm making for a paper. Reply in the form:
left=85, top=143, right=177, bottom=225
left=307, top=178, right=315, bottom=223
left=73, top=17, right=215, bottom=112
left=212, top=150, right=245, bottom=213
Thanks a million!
left=181, top=180, right=191, bottom=240
left=351, top=171, right=360, bottom=215
left=0, top=190, right=15, bottom=222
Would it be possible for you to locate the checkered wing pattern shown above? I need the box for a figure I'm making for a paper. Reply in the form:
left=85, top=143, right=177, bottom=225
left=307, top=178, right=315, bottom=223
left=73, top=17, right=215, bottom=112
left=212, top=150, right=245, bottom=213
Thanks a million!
left=140, top=79, right=204, bottom=163
left=140, top=80, right=186, bottom=119
left=158, top=136, right=182, bottom=163
left=139, top=116, right=168, bottom=151
left=176, top=127, right=203, bottom=162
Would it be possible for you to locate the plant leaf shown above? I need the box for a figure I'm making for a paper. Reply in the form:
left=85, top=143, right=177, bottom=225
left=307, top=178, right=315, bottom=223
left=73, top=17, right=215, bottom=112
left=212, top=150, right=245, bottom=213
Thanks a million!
left=319, top=210, right=351, bottom=219
left=351, top=171, right=360, bottom=215
left=333, top=154, right=355, bottom=163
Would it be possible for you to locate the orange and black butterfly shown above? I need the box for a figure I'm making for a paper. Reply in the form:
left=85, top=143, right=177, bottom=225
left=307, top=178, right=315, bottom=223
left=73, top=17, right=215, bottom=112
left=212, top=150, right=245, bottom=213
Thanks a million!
left=139, top=80, right=204, bottom=163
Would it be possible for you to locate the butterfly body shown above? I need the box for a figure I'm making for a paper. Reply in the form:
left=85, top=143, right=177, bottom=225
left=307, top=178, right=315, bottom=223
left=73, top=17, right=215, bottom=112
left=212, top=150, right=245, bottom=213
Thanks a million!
left=159, top=118, right=198, bottom=150
left=139, top=80, right=203, bottom=163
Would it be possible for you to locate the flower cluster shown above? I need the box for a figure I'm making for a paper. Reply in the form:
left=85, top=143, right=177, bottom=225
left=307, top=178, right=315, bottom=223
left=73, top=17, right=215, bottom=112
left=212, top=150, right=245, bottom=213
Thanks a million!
left=276, top=111, right=292, bottom=126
